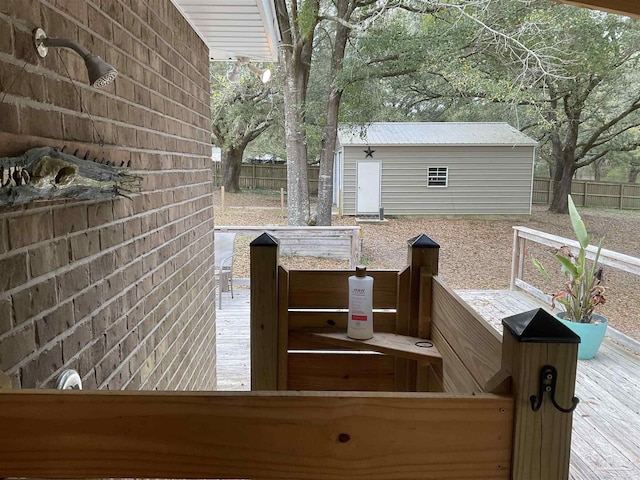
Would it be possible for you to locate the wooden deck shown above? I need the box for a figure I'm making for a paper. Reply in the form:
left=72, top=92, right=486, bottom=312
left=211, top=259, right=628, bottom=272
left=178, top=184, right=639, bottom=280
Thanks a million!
left=215, top=285, right=640, bottom=479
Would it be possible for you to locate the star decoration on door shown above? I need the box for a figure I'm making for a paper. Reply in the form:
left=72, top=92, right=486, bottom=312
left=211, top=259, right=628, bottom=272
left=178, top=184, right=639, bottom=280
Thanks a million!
left=364, top=146, right=375, bottom=158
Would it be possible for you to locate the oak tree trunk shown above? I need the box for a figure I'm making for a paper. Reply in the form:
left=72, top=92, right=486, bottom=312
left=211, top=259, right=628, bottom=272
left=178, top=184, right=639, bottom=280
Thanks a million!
left=221, top=146, right=244, bottom=193
left=316, top=0, right=351, bottom=226
left=549, top=158, right=574, bottom=213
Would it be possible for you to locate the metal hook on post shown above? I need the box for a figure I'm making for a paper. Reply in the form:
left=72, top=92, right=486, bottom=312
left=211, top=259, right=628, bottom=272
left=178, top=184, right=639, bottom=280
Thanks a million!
left=530, top=365, right=579, bottom=413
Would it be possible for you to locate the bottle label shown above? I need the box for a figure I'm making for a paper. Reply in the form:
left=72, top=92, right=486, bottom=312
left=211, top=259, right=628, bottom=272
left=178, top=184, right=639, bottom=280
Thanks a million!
left=350, top=288, right=368, bottom=322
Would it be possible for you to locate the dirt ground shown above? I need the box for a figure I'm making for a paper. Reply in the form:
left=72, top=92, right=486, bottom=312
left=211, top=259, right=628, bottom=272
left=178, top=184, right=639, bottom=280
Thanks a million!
left=214, top=190, right=640, bottom=341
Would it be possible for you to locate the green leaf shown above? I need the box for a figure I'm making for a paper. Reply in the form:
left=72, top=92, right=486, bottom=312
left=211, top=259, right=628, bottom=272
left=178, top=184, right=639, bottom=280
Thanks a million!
left=531, top=257, right=549, bottom=278
left=568, top=196, right=589, bottom=248
left=555, top=254, right=578, bottom=277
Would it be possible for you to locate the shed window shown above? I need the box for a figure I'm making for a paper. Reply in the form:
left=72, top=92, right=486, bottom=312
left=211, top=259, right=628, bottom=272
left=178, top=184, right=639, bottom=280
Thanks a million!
left=427, top=167, right=448, bottom=187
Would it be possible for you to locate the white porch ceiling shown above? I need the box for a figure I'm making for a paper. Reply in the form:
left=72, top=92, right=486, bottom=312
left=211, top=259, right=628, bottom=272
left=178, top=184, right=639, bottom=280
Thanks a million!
left=172, top=0, right=280, bottom=61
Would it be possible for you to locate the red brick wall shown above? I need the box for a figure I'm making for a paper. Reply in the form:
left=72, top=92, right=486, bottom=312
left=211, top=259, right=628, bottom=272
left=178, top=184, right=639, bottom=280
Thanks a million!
left=0, top=0, right=216, bottom=390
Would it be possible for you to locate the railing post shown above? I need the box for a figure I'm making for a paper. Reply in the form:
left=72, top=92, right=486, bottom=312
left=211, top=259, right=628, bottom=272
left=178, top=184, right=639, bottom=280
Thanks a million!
left=250, top=233, right=280, bottom=390
left=502, top=308, right=579, bottom=480
left=407, top=234, right=440, bottom=339
left=510, top=228, right=525, bottom=291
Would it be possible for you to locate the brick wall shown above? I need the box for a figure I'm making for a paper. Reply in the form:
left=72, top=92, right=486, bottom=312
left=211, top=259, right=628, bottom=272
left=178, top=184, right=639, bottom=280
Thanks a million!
left=0, top=0, right=216, bottom=390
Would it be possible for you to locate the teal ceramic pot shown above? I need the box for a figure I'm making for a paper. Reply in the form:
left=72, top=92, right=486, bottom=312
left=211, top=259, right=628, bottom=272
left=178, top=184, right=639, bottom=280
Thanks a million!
left=557, top=312, right=608, bottom=360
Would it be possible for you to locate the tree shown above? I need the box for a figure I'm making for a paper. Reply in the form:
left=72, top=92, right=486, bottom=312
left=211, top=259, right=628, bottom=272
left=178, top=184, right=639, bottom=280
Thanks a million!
left=210, top=62, right=280, bottom=193
left=274, top=0, right=318, bottom=224
left=274, top=0, right=425, bottom=225
left=377, top=1, right=640, bottom=213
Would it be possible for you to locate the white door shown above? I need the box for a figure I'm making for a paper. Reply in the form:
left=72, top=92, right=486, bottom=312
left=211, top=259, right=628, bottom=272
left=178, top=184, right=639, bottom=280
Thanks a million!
left=357, top=161, right=381, bottom=214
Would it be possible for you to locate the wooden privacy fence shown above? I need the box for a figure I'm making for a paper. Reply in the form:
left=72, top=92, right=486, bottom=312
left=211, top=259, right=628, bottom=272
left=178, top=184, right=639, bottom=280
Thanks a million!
left=533, top=178, right=640, bottom=209
left=213, top=162, right=320, bottom=193
left=0, top=233, right=580, bottom=480
left=249, top=232, right=581, bottom=479
left=215, top=225, right=361, bottom=268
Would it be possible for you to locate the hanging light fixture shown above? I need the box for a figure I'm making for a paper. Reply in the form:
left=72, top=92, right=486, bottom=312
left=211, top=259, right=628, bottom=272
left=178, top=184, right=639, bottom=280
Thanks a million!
left=247, top=63, right=272, bottom=83
left=226, top=60, right=242, bottom=82
left=227, top=57, right=272, bottom=84
left=33, top=28, right=118, bottom=88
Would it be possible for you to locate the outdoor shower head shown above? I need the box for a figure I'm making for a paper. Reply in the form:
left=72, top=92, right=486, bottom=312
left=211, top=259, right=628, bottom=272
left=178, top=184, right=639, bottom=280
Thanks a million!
left=34, top=28, right=118, bottom=88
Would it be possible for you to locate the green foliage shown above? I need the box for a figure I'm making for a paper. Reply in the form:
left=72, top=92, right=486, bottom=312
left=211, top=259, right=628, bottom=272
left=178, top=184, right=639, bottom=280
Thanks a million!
left=210, top=61, right=282, bottom=153
left=532, top=196, right=606, bottom=323
left=297, top=0, right=319, bottom=39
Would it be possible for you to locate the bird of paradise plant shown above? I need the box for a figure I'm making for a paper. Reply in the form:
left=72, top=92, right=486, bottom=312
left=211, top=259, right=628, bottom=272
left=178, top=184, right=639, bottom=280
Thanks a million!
left=532, top=195, right=606, bottom=324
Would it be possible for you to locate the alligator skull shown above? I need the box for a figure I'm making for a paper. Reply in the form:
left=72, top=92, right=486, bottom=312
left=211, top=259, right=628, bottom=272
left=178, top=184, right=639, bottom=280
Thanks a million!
left=0, top=147, right=140, bottom=206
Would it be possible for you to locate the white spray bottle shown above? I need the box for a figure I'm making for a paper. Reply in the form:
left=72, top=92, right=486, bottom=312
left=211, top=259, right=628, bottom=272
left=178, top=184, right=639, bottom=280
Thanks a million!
left=347, top=265, right=374, bottom=340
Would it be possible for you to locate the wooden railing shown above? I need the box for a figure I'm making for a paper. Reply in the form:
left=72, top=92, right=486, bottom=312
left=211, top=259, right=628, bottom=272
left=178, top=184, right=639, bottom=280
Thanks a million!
left=216, top=225, right=361, bottom=268
left=249, top=232, right=581, bottom=479
left=510, top=226, right=640, bottom=301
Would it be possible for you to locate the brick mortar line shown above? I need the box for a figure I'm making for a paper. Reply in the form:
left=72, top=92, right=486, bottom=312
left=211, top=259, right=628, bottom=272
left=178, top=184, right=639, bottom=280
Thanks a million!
left=13, top=2, right=212, bottom=117
left=154, top=294, right=216, bottom=389
left=40, top=228, right=215, bottom=388
left=0, top=183, right=213, bottom=259
left=0, top=50, right=210, bottom=131
left=0, top=131, right=212, bottom=165
left=167, top=303, right=217, bottom=390
left=0, top=55, right=209, bottom=137
left=116, top=1, right=211, bottom=96
left=104, top=0, right=212, bottom=106
left=143, top=280, right=216, bottom=391
left=2, top=220, right=212, bottom=384
left=101, top=250, right=216, bottom=389
left=87, top=221, right=214, bottom=379
left=0, top=6, right=211, bottom=117
left=178, top=322, right=215, bottom=390
left=0, top=90, right=211, bottom=149
left=0, top=193, right=213, bottom=341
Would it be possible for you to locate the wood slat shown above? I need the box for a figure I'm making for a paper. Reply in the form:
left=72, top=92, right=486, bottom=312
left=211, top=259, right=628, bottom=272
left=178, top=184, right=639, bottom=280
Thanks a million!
left=0, top=390, right=512, bottom=479
left=431, top=277, right=502, bottom=390
left=288, top=270, right=398, bottom=309
left=307, top=332, right=443, bottom=365
left=395, top=267, right=412, bottom=391
left=431, top=325, right=483, bottom=394
left=289, top=331, right=353, bottom=350
left=278, top=266, right=289, bottom=390
left=287, top=353, right=396, bottom=391
left=396, top=266, right=411, bottom=335
left=288, top=311, right=396, bottom=332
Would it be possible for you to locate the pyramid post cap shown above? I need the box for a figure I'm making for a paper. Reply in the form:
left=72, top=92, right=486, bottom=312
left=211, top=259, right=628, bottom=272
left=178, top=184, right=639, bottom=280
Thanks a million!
left=408, top=233, right=440, bottom=248
left=502, top=308, right=580, bottom=343
left=250, top=232, right=279, bottom=247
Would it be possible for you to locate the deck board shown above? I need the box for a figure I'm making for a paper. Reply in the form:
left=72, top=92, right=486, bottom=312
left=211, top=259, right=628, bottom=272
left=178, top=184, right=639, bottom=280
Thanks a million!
left=215, top=285, right=640, bottom=479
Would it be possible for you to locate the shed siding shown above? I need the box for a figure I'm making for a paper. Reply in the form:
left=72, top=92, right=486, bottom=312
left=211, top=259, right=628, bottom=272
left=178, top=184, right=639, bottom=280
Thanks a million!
left=342, top=146, right=534, bottom=215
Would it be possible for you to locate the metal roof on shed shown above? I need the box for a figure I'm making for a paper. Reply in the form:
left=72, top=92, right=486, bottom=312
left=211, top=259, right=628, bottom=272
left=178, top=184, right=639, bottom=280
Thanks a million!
left=338, top=122, right=537, bottom=147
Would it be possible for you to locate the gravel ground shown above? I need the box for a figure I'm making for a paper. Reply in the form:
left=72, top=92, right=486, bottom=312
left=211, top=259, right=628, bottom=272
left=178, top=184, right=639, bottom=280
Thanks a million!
left=215, top=190, right=640, bottom=340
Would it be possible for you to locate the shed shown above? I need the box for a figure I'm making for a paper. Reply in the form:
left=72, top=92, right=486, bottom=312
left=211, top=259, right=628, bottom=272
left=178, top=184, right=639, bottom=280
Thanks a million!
left=334, top=122, right=537, bottom=216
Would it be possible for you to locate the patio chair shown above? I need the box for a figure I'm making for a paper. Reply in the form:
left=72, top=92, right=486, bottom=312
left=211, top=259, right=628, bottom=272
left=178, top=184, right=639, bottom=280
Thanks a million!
left=214, top=232, right=236, bottom=309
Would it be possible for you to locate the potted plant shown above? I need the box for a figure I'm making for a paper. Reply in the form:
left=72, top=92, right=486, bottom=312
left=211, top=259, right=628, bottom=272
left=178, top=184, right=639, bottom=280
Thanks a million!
left=533, top=195, right=608, bottom=359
